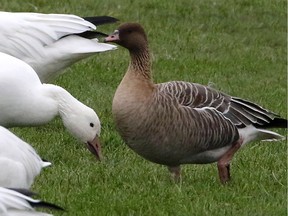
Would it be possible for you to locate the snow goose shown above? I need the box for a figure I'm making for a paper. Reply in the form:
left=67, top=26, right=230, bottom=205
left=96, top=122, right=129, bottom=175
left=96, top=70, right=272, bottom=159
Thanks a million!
left=104, top=23, right=287, bottom=183
left=0, top=11, right=118, bottom=82
left=0, top=187, right=64, bottom=215
left=0, top=52, right=102, bottom=160
left=0, top=126, right=50, bottom=189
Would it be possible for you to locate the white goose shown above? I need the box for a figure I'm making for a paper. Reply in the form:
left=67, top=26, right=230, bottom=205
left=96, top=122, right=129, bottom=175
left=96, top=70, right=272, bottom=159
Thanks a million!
left=0, top=126, right=50, bottom=189
left=0, top=52, right=102, bottom=160
left=0, top=11, right=118, bottom=82
left=0, top=187, right=64, bottom=216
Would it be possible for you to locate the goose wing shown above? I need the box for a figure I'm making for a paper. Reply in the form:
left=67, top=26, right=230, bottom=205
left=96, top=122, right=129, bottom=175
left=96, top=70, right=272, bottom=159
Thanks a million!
left=0, top=187, right=63, bottom=215
left=0, top=12, right=118, bottom=82
left=152, top=82, right=239, bottom=153
left=157, top=81, right=283, bottom=128
left=0, top=126, right=50, bottom=188
left=0, top=12, right=96, bottom=58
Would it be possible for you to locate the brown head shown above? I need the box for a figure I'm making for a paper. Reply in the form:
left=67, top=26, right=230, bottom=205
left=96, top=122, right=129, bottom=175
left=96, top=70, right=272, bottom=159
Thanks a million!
left=104, top=23, right=148, bottom=51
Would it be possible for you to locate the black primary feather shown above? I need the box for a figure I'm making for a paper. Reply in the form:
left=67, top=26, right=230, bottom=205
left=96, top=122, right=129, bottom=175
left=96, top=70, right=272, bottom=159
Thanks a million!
left=83, top=16, right=119, bottom=26
left=255, top=117, right=288, bottom=129
left=77, top=31, right=108, bottom=39
left=29, top=200, right=65, bottom=211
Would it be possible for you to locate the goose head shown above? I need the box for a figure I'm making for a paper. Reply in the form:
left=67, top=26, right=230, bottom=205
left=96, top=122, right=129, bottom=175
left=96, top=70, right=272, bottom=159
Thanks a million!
left=60, top=103, right=102, bottom=161
left=43, top=84, right=102, bottom=161
left=104, top=23, right=147, bottom=51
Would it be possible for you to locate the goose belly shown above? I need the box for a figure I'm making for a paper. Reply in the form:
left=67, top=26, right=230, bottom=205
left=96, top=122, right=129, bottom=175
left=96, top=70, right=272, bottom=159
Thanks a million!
left=179, top=145, right=232, bottom=164
left=114, top=113, right=238, bottom=166
left=123, top=134, right=233, bottom=166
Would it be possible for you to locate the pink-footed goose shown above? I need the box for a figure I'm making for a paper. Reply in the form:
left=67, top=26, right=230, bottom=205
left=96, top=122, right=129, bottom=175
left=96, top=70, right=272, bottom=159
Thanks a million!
left=104, top=23, right=287, bottom=184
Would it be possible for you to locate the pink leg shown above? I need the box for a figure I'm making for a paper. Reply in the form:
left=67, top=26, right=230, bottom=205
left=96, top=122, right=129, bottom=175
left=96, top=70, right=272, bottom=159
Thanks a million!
left=168, top=166, right=181, bottom=182
left=217, top=140, right=242, bottom=184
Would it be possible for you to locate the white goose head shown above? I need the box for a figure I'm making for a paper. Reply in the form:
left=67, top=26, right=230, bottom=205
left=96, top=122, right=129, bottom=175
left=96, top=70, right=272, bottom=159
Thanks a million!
left=59, top=99, right=102, bottom=160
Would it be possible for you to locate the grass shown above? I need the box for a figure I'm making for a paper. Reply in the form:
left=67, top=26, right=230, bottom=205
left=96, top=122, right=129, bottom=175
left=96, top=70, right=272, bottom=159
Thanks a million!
left=1, top=0, right=287, bottom=215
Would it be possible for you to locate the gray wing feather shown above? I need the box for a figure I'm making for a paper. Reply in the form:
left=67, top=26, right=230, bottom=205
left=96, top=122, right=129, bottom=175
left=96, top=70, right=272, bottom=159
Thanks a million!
left=154, top=83, right=239, bottom=151
left=157, top=81, right=279, bottom=128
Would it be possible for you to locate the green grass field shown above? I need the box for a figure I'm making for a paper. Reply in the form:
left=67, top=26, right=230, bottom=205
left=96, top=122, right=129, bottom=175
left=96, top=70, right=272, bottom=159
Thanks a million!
left=1, top=0, right=287, bottom=215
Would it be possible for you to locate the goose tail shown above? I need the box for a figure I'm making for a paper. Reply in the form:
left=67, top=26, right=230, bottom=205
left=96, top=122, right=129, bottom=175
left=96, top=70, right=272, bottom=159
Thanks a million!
left=41, top=159, right=52, bottom=168
left=238, top=125, right=285, bottom=146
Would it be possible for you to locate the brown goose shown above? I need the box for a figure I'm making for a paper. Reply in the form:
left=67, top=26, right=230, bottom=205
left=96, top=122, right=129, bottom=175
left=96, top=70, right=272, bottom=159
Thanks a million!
left=105, top=23, right=287, bottom=184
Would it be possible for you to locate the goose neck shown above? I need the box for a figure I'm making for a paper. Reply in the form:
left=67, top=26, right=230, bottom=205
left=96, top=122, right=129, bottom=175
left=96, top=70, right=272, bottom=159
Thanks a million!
left=42, top=84, right=76, bottom=116
left=128, top=46, right=152, bottom=80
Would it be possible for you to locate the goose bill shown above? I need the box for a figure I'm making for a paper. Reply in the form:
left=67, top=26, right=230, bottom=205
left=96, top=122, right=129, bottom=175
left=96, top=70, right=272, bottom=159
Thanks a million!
left=104, top=30, right=119, bottom=42
left=86, top=135, right=102, bottom=161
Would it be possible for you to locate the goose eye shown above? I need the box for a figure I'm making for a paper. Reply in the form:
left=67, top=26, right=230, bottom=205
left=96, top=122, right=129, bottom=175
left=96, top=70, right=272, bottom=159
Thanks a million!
left=90, top=123, right=94, bottom=127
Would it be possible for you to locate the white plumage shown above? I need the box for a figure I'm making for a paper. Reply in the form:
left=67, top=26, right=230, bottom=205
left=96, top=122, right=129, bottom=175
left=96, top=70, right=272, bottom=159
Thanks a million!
left=0, top=52, right=102, bottom=159
left=0, top=11, right=117, bottom=82
left=0, top=126, right=50, bottom=189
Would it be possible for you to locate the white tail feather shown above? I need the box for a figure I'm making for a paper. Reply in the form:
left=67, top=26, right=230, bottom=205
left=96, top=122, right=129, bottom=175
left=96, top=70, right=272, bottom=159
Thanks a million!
left=238, top=125, right=284, bottom=146
left=257, top=129, right=285, bottom=141
left=42, top=161, right=52, bottom=168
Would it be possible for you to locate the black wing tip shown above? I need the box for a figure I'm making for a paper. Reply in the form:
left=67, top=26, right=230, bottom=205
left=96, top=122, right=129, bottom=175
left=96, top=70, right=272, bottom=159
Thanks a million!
left=83, top=16, right=119, bottom=26
left=255, top=117, right=288, bottom=129
left=269, top=117, right=287, bottom=128
left=30, top=200, right=65, bottom=211
left=76, top=31, right=108, bottom=39
left=7, top=188, right=65, bottom=212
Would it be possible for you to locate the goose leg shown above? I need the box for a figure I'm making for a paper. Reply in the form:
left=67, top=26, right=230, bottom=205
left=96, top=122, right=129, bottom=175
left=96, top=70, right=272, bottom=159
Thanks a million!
left=217, top=140, right=242, bottom=184
left=168, top=165, right=181, bottom=182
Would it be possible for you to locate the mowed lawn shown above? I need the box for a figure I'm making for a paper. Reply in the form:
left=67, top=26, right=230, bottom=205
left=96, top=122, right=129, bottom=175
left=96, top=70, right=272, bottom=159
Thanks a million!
left=1, top=0, right=287, bottom=215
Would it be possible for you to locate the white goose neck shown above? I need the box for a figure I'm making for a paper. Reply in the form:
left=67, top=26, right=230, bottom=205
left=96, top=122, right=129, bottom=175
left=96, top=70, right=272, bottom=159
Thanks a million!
left=42, top=84, right=82, bottom=117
